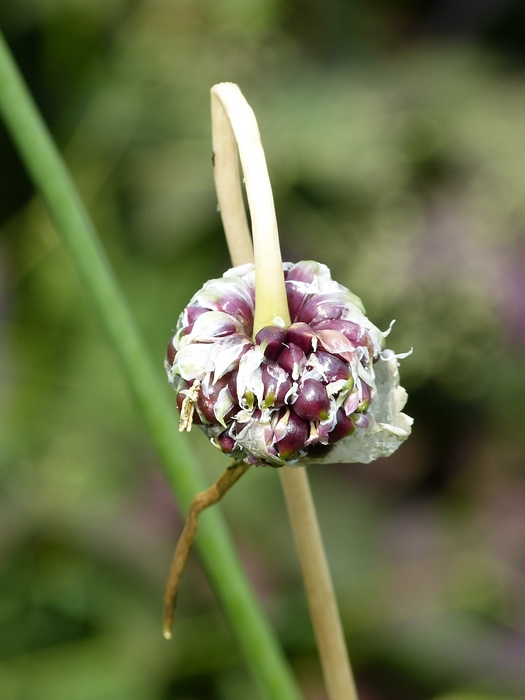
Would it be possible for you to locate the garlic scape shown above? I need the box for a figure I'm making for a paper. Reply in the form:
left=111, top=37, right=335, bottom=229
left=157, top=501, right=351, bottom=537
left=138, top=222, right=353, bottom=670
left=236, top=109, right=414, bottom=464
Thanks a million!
left=165, top=260, right=412, bottom=467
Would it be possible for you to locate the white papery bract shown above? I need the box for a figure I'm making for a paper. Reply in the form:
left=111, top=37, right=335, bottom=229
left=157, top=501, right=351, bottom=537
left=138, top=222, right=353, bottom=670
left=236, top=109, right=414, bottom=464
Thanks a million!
left=165, top=261, right=412, bottom=467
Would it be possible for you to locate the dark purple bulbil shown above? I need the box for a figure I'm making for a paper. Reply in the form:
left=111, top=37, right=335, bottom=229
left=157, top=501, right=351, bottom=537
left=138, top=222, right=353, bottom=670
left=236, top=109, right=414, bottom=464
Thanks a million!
left=277, top=343, right=306, bottom=376
left=328, top=409, right=354, bottom=443
left=298, top=293, right=347, bottom=325
left=292, top=379, right=330, bottom=421
left=287, top=322, right=317, bottom=353
left=217, top=432, right=236, bottom=453
left=284, top=281, right=310, bottom=320
left=166, top=340, right=177, bottom=366
left=255, top=325, right=288, bottom=361
left=197, top=374, right=234, bottom=423
left=275, top=411, right=310, bottom=459
left=312, top=351, right=351, bottom=383
left=213, top=296, right=253, bottom=328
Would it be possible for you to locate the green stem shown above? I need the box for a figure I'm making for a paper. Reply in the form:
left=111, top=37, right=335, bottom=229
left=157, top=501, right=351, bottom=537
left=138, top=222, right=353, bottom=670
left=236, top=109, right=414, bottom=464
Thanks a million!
left=0, top=31, right=301, bottom=700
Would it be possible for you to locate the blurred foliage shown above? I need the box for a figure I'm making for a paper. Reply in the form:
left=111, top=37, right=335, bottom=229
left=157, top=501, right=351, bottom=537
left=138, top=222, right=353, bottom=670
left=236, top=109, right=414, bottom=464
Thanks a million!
left=1, top=1, right=525, bottom=699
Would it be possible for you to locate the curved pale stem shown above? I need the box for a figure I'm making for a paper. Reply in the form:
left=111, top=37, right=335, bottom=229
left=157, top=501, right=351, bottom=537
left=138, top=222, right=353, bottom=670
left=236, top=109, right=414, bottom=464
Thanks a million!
left=211, top=82, right=358, bottom=700
left=211, top=83, right=290, bottom=329
left=163, top=461, right=251, bottom=639
left=279, top=467, right=358, bottom=700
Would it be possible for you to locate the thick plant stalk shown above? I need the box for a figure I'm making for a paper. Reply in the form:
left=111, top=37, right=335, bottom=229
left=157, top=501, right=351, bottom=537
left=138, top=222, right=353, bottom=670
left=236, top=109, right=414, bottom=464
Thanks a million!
left=211, top=82, right=358, bottom=700
left=0, top=32, right=302, bottom=700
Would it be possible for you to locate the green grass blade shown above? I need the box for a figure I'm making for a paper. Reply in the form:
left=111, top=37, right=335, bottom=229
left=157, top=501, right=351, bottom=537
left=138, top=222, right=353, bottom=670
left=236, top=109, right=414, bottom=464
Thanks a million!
left=0, top=30, right=301, bottom=700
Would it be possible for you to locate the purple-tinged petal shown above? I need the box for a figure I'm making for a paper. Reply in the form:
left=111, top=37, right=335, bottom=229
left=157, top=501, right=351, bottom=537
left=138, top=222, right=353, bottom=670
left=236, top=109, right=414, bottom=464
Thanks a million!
left=181, top=311, right=243, bottom=345
left=195, top=287, right=253, bottom=317
left=184, top=305, right=209, bottom=326
left=356, top=382, right=372, bottom=412
left=356, top=360, right=375, bottom=389
left=286, top=260, right=328, bottom=284
left=316, top=329, right=356, bottom=361
left=236, top=346, right=265, bottom=410
left=178, top=308, right=209, bottom=342
left=313, top=318, right=367, bottom=346
left=325, top=378, right=351, bottom=398
left=194, top=279, right=254, bottom=333
left=316, top=404, right=338, bottom=444
left=352, top=413, right=369, bottom=429
left=174, top=343, right=214, bottom=380
left=208, top=335, right=252, bottom=381
left=343, top=391, right=360, bottom=416
left=234, top=417, right=281, bottom=466
left=286, top=261, right=366, bottom=312
left=215, top=386, right=236, bottom=427
left=197, top=374, right=232, bottom=424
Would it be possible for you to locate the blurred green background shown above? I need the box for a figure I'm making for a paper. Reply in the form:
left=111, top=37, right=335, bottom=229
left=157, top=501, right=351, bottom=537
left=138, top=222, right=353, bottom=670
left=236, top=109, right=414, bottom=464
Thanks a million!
left=1, top=1, right=525, bottom=699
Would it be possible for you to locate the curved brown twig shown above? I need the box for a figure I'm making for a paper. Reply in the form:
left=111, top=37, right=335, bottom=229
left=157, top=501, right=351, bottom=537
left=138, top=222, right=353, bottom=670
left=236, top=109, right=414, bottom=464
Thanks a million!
left=163, top=459, right=251, bottom=639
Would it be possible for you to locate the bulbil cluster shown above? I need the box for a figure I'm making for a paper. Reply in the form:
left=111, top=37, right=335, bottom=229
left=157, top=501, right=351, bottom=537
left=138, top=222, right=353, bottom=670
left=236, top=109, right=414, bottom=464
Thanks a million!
left=165, top=260, right=409, bottom=467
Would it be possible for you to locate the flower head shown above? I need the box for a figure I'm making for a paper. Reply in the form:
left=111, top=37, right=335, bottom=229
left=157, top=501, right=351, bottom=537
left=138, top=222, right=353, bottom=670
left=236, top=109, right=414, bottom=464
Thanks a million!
left=166, top=261, right=412, bottom=467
